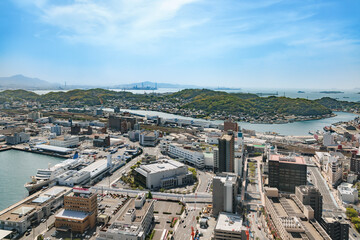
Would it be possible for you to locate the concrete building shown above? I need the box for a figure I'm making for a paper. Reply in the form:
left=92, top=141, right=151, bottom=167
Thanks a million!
left=323, top=132, right=336, bottom=147
left=213, top=212, right=248, bottom=240
left=268, top=154, right=307, bottom=193
left=0, top=186, right=71, bottom=237
left=6, top=132, right=30, bottom=145
left=134, top=159, right=193, bottom=190
left=212, top=173, right=238, bottom=216
left=50, top=136, right=79, bottom=148
left=295, top=185, right=323, bottom=221
left=264, top=188, right=331, bottom=240
left=168, top=143, right=205, bottom=168
left=97, top=195, right=154, bottom=240
left=320, top=213, right=349, bottom=240
left=108, top=115, right=137, bottom=133
left=337, top=182, right=358, bottom=204
left=224, top=119, right=238, bottom=132
left=93, top=136, right=110, bottom=148
left=139, top=131, right=159, bottom=147
left=55, top=187, right=97, bottom=233
left=325, top=156, right=343, bottom=187
left=51, top=125, right=62, bottom=136
left=350, top=150, right=360, bottom=175
left=217, top=133, right=235, bottom=173
left=28, top=112, right=42, bottom=121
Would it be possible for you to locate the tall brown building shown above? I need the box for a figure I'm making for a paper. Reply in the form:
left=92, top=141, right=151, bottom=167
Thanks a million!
left=350, top=151, right=360, bottom=175
left=108, top=115, right=137, bottom=133
left=217, top=133, right=235, bottom=173
left=55, top=187, right=97, bottom=233
left=224, top=119, right=238, bottom=132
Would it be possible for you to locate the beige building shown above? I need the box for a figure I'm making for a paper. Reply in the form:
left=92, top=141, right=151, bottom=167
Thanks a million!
left=55, top=187, right=97, bottom=233
left=0, top=186, right=71, bottom=238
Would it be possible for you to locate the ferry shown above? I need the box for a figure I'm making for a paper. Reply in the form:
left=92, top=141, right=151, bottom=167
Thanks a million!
left=24, top=157, right=82, bottom=194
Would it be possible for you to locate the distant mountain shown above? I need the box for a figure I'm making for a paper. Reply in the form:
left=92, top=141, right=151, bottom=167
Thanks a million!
left=0, top=75, right=61, bottom=90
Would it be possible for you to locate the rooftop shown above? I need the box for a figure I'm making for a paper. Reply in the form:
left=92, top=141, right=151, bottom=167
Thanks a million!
left=137, top=159, right=185, bottom=175
left=215, top=212, right=244, bottom=232
left=269, top=154, right=306, bottom=165
left=56, top=209, right=89, bottom=221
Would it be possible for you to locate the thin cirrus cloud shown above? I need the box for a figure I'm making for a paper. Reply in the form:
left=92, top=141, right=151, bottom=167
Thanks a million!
left=3, top=0, right=360, bottom=87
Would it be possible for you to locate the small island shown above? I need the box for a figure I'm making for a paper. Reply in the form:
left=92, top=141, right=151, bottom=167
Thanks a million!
left=319, top=91, right=344, bottom=94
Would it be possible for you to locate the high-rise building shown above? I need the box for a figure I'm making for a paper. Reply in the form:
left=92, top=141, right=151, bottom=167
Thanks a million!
left=268, top=154, right=307, bottom=192
left=350, top=150, right=360, bottom=175
left=217, top=133, right=234, bottom=173
left=51, top=125, right=62, bottom=136
left=320, top=213, right=349, bottom=240
left=295, top=185, right=323, bottom=221
left=212, top=173, right=238, bottom=216
left=55, top=187, right=97, bottom=233
left=224, top=119, right=238, bottom=132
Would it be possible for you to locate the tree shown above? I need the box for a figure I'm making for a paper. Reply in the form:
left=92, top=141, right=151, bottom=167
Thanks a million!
left=346, top=207, right=358, bottom=218
left=147, top=190, right=153, bottom=199
left=37, top=234, right=44, bottom=240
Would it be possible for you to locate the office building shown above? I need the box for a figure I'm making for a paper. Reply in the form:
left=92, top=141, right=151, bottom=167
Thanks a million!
left=6, top=132, right=30, bottom=145
left=134, top=159, right=193, bottom=190
left=97, top=194, right=154, bottom=240
left=212, top=173, right=238, bottom=216
left=139, top=131, right=159, bottom=147
left=51, top=125, right=62, bottom=136
left=50, top=136, right=79, bottom=148
left=217, top=133, right=235, bottom=173
left=168, top=143, right=205, bottom=168
left=55, top=187, right=97, bottom=233
left=350, top=150, right=360, bottom=175
left=320, top=213, right=349, bottom=240
left=295, top=185, right=323, bottom=221
left=213, top=212, right=248, bottom=240
left=268, top=154, right=307, bottom=192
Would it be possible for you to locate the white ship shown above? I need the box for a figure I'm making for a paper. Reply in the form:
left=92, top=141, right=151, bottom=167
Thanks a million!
left=25, top=158, right=81, bottom=193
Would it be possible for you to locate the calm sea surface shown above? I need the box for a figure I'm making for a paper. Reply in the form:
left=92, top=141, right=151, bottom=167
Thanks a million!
left=0, top=150, right=62, bottom=211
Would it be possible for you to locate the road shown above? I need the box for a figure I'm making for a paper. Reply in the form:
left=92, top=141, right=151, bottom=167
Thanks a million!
left=174, top=203, right=205, bottom=240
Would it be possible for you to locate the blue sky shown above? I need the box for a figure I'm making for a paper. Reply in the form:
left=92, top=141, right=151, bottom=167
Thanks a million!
left=0, top=0, right=359, bottom=88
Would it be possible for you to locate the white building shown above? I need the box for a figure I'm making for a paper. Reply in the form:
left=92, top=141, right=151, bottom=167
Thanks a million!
left=337, top=182, right=358, bottom=204
left=50, top=136, right=79, bottom=148
left=325, top=156, right=343, bottom=187
left=168, top=143, right=205, bottom=168
left=139, top=131, right=159, bottom=147
left=323, top=132, right=336, bottom=147
left=134, top=159, right=193, bottom=190
left=51, top=125, right=62, bottom=136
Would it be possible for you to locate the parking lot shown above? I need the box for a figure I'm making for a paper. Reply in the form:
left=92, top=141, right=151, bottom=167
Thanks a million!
left=153, top=200, right=183, bottom=239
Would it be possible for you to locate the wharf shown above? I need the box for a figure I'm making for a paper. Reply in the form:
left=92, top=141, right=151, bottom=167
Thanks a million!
left=0, top=146, right=70, bottom=158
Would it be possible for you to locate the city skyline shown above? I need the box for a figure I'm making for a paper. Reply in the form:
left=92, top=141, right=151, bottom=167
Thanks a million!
left=0, top=0, right=359, bottom=88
